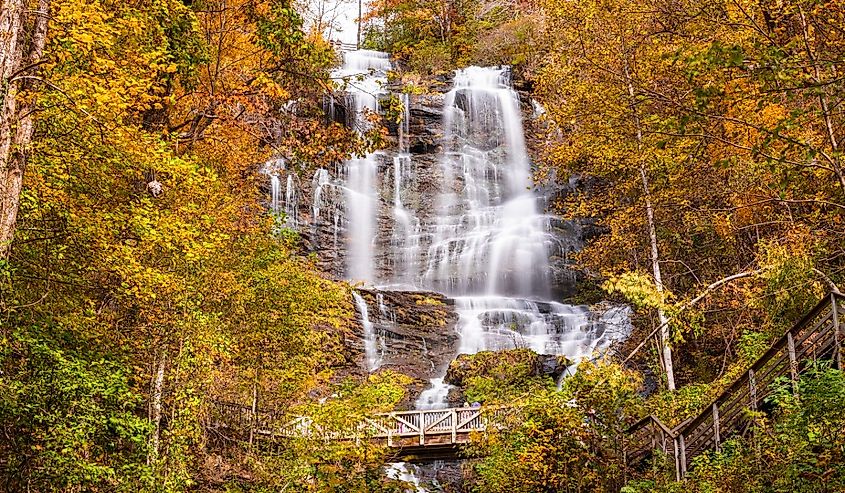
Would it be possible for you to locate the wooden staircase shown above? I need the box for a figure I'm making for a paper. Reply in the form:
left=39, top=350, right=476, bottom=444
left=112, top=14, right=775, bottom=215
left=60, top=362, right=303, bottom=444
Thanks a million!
left=625, top=292, right=845, bottom=480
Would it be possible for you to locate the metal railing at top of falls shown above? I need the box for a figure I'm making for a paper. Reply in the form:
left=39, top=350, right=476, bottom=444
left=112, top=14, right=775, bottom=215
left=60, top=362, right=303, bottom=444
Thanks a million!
left=625, top=292, right=845, bottom=480
left=210, top=402, right=497, bottom=447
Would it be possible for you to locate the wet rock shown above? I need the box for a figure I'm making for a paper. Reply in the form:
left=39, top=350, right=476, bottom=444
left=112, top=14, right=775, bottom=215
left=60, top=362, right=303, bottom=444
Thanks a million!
left=356, top=289, right=460, bottom=382
left=409, top=93, right=445, bottom=154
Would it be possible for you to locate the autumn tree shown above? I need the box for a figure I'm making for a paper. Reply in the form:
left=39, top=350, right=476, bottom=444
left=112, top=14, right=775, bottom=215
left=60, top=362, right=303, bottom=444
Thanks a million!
left=0, top=0, right=49, bottom=258
left=535, top=0, right=844, bottom=389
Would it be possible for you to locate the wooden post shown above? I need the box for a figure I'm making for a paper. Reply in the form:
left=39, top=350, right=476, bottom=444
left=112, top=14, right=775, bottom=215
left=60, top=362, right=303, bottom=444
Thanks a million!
left=451, top=409, right=457, bottom=444
left=787, top=332, right=799, bottom=395
left=249, top=378, right=258, bottom=446
left=673, top=434, right=681, bottom=482
left=748, top=368, right=757, bottom=410
left=712, top=403, right=721, bottom=453
left=833, top=293, right=842, bottom=370
left=419, top=411, right=425, bottom=445
left=678, top=433, right=687, bottom=477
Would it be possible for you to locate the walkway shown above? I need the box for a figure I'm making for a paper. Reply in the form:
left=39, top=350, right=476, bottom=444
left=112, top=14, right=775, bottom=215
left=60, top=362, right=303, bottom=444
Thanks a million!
left=625, top=292, right=844, bottom=479
left=210, top=403, right=491, bottom=461
left=210, top=293, right=844, bottom=474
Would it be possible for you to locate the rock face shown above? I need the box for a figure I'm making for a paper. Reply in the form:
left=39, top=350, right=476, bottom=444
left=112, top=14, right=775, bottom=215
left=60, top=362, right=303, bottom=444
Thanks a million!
left=261, top=72, right=615, bottom=414
left=349, top=289, right=460, bottom=409
left=265, top=79, right=590, bottom=298
left=355, top=289, right=460, bottom=381
left=408, top=93, right=445, bottom=154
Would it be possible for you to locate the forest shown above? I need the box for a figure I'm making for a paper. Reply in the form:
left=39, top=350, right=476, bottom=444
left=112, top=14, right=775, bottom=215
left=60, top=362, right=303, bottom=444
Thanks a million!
left=1, top=0, right=844, bottom=491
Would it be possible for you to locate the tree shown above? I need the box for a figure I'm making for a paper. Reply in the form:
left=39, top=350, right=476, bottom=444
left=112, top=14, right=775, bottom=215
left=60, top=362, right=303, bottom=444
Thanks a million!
left=0, top=0, right=49, bottom=258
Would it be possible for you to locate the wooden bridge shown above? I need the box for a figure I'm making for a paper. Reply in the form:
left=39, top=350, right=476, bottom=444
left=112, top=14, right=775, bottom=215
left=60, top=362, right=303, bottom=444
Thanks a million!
left=625, top=292, right=845, bottom=479
left=210, top=402, right=491, bottom=461
left=210, top=293, right=844, bottom=474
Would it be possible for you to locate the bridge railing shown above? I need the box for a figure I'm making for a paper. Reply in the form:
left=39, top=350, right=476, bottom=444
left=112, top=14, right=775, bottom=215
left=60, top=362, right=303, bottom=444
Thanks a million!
left=210, top=402, right=492, bottom=446
left=361, top=408, right=487, bottom=445
left=626, top=292, right=844, bottom=479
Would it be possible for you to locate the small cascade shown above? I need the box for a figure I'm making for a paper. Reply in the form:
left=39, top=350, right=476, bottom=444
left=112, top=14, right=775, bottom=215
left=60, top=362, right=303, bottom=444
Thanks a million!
left=375, top=292, right=397, bottom=323
left=284, top=174, right=298, bottom=228
left=270, top=175, right=281, bottom=213
left=262, top=158, right=285, bottom=214
left=386, top=463, right=428, bottom=493
left=353, top=291, right=382, bottom=371
left=311, top=168, right=331, bottom=224
left=391, top=153, right=422, bottom=285
left=414, top=378, right=455, bottom=411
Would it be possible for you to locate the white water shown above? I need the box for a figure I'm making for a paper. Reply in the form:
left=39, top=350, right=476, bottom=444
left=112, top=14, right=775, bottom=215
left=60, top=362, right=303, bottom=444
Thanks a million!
left=335, top=50, right=392, bottom=283
left=386, top=463, right=428, bottom=493
left=311, top=168, right=331, bottom=225
left=276, top=59, right=629, bottom=408
left=353, top=291, right=382, bottom=371
left=285, top=175, right=298, bottom=228
left=262, top=159, right=285, bottom=214
left=410, top=68, right=629, bottom=406
left=270, top=175, right=281, bottom=213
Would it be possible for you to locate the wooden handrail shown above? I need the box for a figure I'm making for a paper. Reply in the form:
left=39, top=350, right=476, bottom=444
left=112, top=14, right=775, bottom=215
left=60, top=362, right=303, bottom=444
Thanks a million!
left=625, top=292, right=845, bottom=479
left=209, top=402, right=493, bottom=446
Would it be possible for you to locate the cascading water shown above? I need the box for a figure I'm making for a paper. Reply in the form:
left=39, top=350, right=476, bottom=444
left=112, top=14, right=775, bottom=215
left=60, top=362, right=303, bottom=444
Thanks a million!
left=353, top=291, right=382, bottom=371
left=262, top=158, right=285, bottom=213
left=412, top=67, right=629, bottom=407
left=270, top=175, right=281, bottom=213
left=335, top=50, right=392, bottom=283
left=285, top=175, right=298, bottom=228
left=273, top=57, right=632, bottom=492
left=295, top=56, right=630, bottom=411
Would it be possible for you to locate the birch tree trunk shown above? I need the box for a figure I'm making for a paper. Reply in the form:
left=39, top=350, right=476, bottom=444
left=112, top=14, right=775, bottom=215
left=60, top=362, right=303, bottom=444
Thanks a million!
left=622, top=52, right=676, bottom=391
left=0, top=0, right=49, bottom=259
left=639, top=166, right=676, bottom=390
left=148, top=352, right=167, bottom=465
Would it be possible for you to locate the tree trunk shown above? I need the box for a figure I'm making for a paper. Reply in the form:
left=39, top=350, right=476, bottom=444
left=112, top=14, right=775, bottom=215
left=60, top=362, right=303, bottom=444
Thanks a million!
left=621, top=52, right=676, bottom=391
left=0, top=0, right=49, bottom=259
left=797, top=5, right=845, bottom=196
left=149, top=352, right=167, bottom=465
left=640, top=165, right=676, bottom=391
left=356, top=0, right=362, bottom=49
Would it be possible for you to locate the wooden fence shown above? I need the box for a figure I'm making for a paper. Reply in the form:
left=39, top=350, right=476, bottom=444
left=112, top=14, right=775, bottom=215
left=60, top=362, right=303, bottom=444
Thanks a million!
left=625, top=292, right=845, bottom=479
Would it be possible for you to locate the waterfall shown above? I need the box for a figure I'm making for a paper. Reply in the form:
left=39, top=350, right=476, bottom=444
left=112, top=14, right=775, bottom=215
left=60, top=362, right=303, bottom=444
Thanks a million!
left=334, top=50, right=392, bottom=283
left=262, top=158, right=285, bottom=214
left=285, top=174, right=298, bottom=228
left=414, top=67, right=629, bottom=407
left=270, top=175, right=281, bottom=213
left=353, top=291, right=382, bottom=371
left=330, top=58, right=629, bottom=406
left=311, top=168, right=331, bottom=224
left=386, top=463, right=428, bottom=492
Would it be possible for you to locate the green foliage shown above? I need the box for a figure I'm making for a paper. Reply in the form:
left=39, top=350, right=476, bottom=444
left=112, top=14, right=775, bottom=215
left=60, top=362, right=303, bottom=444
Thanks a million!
left=0, top=325, right=153, bottom=491
left=467, top=361, right=643, bottom=492
left=447, top=349, right=556, bottom=403
left=629, top=366, right=845, bottom=492
left=364, top=0, right=542, bottom=75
